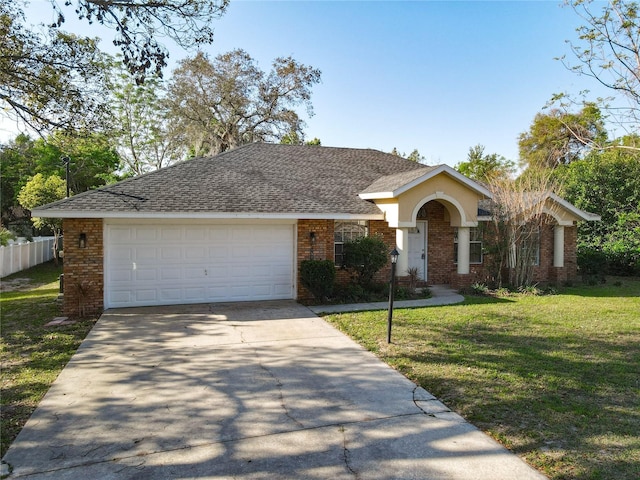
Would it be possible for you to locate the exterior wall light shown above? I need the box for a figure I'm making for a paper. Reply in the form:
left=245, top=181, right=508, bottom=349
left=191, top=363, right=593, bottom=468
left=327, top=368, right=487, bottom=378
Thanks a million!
left=79, top=233, right=87, bottom=249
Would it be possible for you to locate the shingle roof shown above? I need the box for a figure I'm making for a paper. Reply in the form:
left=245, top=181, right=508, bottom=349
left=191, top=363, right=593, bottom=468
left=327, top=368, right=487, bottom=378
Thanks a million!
left=359, top=167, right=439, bottom=195
left=34, top=143, right=429, bottom=218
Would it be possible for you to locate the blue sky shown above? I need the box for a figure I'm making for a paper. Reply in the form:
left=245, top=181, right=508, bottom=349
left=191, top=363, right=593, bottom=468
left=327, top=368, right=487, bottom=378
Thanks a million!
left=9, top=0, right=612, bottom=167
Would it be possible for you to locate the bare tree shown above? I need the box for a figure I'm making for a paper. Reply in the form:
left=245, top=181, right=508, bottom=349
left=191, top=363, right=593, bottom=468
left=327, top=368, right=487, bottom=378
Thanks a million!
left=109, top=62, right=185, bottom=175
left=555, top=0, right=640, bottom=150
left=486, top=172, right=562, bottom=288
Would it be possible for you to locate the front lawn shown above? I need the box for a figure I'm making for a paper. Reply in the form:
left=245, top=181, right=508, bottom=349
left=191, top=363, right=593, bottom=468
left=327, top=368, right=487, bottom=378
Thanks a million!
left=325, top=279, right=640, bottom=480
left=0, top=261, right=97, bottom=457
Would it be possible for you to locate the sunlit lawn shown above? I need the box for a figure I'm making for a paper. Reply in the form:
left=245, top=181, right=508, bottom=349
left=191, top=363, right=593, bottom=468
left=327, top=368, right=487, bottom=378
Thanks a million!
left=0, top=261, right=97, bottom=457
left=325, top=278, right=640, bottom=480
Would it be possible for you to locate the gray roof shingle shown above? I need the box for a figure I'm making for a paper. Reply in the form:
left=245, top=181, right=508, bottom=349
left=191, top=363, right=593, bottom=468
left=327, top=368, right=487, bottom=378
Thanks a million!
left=359, top=167, right=439, bottom=195
left=34, top=143, right=430, bottom=217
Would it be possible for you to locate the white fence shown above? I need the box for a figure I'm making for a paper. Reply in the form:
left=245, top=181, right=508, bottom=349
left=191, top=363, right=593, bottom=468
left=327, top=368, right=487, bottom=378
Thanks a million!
left=0, top=237, right=59, bottom=278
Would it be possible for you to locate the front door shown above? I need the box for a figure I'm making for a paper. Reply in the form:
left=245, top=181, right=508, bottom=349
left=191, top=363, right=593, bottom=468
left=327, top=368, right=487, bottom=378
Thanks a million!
left=408, top=221, right=427, bottom=281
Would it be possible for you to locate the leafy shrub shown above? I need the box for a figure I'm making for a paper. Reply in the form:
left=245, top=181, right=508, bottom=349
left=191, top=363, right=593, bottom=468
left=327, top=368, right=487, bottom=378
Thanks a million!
left=470, top=282, right=490, bottom=295
left=300, top=259, right=336, bottom=301
left=0, top=227, right=16, bottom=246
left=518, top=284, right=542, bottom=296
left=343, top=236, right=388, bottom=288
left=577, top=246, right=608, bottom=278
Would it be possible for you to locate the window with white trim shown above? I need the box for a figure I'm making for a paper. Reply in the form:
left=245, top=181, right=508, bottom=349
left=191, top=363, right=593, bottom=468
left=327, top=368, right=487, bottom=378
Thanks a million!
left=519, top=226, right=540, bottom=266
left=334, top=220, right=368, bottom=266
left=454, top=227, right=483, bottom=264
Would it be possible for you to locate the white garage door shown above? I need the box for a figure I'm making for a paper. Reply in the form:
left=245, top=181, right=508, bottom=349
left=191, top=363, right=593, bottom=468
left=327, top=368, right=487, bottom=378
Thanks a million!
left=105, top=223, right=295, bottom=308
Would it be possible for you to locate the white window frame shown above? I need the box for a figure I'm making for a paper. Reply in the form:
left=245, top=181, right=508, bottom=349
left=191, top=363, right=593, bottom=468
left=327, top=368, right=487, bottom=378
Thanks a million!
left=519, top=225, right=540, bottom=266
left=454, top=227, right=483, bottom=264
left=334, top=220, right=368, bottom=266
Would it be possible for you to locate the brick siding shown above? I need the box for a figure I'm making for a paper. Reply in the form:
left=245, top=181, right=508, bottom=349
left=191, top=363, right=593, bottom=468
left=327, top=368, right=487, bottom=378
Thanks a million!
left=62, top=218, right=104, bottom=318
left=423, top=202, right=456, bottom=284
left=62, top=214, right=579, bottom=312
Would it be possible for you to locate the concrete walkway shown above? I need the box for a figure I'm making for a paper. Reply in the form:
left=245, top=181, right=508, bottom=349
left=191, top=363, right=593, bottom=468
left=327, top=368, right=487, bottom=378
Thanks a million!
left=2, top=300, right=545, bottom=479
left=309, top=284, right=465, bottom=315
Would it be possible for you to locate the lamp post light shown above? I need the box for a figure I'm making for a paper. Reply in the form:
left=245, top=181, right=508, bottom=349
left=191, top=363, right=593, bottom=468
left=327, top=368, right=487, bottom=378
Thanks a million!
left=387, top=248, right=399, bottom=344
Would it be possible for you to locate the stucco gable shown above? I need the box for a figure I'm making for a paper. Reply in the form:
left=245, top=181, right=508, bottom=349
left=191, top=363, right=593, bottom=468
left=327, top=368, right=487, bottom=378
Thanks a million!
left=359, top=164, right=492, bottom=199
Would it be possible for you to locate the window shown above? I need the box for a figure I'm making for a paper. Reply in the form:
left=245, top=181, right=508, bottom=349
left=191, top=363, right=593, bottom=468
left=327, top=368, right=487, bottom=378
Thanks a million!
left=519, top=226, right=540, bottom=266
left=454, top=227, right=483, bottom=264
left=334, top=220, right=368, bottom=266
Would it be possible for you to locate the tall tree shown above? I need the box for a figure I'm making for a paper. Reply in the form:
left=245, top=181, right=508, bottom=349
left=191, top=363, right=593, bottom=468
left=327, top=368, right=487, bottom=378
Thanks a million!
left=559, top=0, right=640, bottom=138
left=48, top=0, right=230, bottom=82
left=554, top=138, right=640, bottom=274
left=280, top=130, right=322, bottom=146
left=455, top=144, right=515, bottom=182
left=0, top=0, right=110, bottom=134
left=109, top=62, right=184, bottom=175
left=0, top=134, right=37, bottom=223
left=32, top=131, right=122, bottom=193
left=518, top=103, right=607, bottom=170
left=390, top=148, right=427, bottom=163
left=166, top=50, right=321, bottom=155
left=17, top=173, right=67, bottom=263
left=1, top=0, right=229, bottom=134
left=0, top=132, right=121, bottom=223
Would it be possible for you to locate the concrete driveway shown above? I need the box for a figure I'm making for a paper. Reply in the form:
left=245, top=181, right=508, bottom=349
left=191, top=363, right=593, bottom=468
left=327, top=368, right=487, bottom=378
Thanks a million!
left=2, top=301, right=546, bottom=479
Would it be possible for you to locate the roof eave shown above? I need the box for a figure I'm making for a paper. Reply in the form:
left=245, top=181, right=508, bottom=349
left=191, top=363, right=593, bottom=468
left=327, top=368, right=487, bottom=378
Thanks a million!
left=548, top=193, right=601, bottom=222
left=30, top=209, right=386, bottom=221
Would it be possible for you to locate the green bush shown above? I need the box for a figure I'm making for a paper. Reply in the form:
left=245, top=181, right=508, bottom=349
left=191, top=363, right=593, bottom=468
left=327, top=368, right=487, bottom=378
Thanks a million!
left=343, top=236, right=388, bottom=287
left=0, top=227, right=15, bottom=246
left=577, top=245, right=608, bottom=278
left=300, top=259, right=336, bottom=301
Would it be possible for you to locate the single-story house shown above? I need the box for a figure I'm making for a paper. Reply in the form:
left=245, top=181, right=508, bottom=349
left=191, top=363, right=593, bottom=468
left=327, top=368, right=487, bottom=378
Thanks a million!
left=32, top=143, right=600, bottom=317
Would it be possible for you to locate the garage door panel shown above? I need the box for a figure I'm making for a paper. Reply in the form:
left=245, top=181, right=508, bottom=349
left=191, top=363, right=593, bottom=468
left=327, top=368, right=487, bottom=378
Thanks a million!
left=106, top=223, right=294, bottom=308
left=184, top=287, right=206, bottom=300
left=135, top=289, right=158, bottom=302
left=110, top=268, right=132, bottom=282
left=109, top=290, right=131, bottom=304
left=108, top=227, right=132, bottom=242
left=160, top=229, right=182, bottom=242
left=185, top=247, right=206, bottom=259
left=160, top=247, right=182, bottom=261
left=135, top=268, right=158, bottom=281
left=135, top=228, right=159, bottom=241
left=160, top=267, right=182, bottom=280
left=160, top=289, right=182, bottom=302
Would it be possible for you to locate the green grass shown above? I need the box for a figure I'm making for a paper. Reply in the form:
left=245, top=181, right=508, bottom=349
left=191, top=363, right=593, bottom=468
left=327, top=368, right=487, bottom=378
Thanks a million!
left=0, top=261, right=97, bottom=457
left=325, top=278, right=640, bottom=480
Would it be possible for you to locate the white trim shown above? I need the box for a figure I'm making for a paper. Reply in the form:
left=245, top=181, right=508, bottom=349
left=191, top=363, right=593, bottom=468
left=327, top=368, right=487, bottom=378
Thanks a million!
left=408, top=192, right=478, bottom=227
left=359, top=191, right=394, bottom=199
left=104, top=217, right=298, bottom=226
left=542, top=207, right=575, bottom=226
left=359, top=164, right=492, bottom=200
left=548, top=193, right=601, bottom=222
left=34, top=210, right=384, bottom=221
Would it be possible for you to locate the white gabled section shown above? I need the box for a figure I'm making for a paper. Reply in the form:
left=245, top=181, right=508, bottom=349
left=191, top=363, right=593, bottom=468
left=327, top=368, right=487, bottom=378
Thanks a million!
left=548, top=193, right=601, bottom=222
left=359, top=164, right=492, bottom=200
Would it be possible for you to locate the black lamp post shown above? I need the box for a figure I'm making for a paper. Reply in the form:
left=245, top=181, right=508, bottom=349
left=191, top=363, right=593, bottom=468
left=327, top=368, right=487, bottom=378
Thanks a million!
left=387, top=248, right=399, bottom=344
